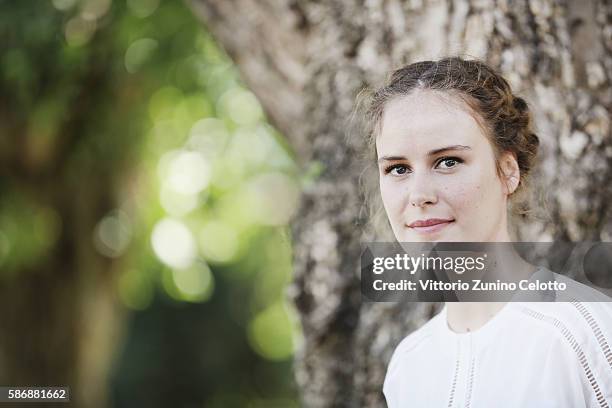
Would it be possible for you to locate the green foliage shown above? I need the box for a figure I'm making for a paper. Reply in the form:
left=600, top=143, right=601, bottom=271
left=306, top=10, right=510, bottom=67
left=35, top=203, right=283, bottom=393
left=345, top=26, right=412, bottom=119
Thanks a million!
left=0, top=0, right=300, bottom=405
left=0, top=188, right=61, bottom=275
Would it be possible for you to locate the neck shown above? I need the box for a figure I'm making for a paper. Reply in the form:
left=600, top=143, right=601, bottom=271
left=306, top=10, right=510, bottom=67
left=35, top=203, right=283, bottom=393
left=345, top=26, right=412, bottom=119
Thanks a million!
left=445, top=225, right=536, bottom=334
left=445, top=302, right=506, bottom=333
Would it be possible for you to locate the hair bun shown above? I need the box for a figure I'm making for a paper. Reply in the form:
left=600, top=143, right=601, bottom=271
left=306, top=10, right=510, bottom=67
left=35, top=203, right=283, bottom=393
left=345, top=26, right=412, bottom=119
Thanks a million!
left=512, top=97, right=528, bottom=113
left=527, top=132, right=540, bottom=149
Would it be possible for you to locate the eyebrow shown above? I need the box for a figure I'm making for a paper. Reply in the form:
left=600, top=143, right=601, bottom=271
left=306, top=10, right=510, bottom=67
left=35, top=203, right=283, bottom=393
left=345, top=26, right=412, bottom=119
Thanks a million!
left=377, top=145, right=471, bottom=164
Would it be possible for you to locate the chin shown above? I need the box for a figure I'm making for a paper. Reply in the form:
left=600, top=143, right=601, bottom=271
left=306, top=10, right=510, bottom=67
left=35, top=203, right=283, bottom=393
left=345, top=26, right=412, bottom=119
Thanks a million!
left=399, top=233, right=450, bottom=243
left=399, top=225, right=459, bottom=243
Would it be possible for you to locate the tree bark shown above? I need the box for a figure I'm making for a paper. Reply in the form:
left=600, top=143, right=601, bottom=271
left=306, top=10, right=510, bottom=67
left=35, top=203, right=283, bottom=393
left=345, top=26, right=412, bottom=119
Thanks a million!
left=190, top=0, right=612, bottom=406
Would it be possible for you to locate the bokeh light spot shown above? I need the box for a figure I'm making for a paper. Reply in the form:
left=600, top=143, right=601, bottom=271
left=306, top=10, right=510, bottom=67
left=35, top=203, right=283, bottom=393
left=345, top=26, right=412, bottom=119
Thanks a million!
left=125, top=38, right=158, bottom=73
left=171, top=262, right=214, bottom=302
left=93, top=210, right=132, bottom=258
left=65, top=16, right=96, bottom=47
left=199, top=220, right=239, bottom=263
left=80, top=0, right=112, bottom=21
left=158, top=150, right=211, bottom=195
left=149, top=86, right=183, bottom=121
left=187, top=118, right=230, bottom=159
left=52, top=0, right=78, bottom=11
left=127, top=0, right=160, bottom=18
left=248, top=301, right=295, bottom=361
left=159, top=184, right=199, bottom=216
left=218, top=88, right=263, bottom=126
left=151, top=218, right=196, bottom=269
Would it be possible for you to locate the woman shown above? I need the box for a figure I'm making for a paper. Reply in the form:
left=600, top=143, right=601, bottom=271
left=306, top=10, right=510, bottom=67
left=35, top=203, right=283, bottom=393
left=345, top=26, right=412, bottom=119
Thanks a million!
left=367, top=58, right=612, bottom=407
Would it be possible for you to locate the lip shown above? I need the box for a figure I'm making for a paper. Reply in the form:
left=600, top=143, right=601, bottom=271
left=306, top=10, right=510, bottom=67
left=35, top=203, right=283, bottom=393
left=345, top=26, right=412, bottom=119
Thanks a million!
left=407, top=218, right=454, bottom=234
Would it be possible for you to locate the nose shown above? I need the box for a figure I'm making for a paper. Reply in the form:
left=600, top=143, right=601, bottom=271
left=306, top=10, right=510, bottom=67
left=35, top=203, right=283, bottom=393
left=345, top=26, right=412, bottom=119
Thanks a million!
left=408, top=172, right=437, bottom=208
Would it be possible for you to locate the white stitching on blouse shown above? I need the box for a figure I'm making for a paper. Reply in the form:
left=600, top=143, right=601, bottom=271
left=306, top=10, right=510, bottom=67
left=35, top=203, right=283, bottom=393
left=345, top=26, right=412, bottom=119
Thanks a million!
left=464, top=356, right=476, bottom=408
left=570, top=301, right=612, bottom=371
left=447, top=339, right=461, bottom=408
left=521, top=307, right=610, bottom=408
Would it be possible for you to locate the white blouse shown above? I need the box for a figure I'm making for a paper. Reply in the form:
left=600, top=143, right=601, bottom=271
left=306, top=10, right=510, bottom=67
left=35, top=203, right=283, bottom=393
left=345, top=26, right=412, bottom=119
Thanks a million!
left=383, top=294, right=612, bottom=407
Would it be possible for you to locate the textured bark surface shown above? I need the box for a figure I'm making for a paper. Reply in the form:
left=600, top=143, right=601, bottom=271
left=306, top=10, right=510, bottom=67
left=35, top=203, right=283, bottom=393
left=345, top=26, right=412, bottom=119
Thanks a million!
left=190, top=0, right=612, bottom=406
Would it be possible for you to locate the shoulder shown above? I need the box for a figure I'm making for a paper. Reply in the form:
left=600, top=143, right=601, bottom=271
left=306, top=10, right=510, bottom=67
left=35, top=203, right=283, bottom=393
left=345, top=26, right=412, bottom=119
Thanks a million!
left=383, top=310, right=445, bottom=406
left=507, top=301, right=612, bottom=345
left=508, top=301, right=612, bottom=404
left=384, top=309, right=444, bottom=378
left=553, top=271, right=612, bottom=302
left=509, top=266, right=612, bottom=343
left=389, top=309, right=443, bottom=355
left=510, top=268, right=612, bottom=345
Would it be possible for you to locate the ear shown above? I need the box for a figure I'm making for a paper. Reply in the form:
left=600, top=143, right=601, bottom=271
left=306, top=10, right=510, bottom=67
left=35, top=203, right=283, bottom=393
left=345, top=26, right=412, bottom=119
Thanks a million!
left=499, top=151, right=520, bottom=195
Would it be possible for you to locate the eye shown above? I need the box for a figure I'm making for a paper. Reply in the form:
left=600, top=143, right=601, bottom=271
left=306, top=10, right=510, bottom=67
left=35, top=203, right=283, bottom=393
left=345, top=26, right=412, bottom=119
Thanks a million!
left=384, top=164, right=411, bottom=176
left=435, top=156, right=463, bottom=169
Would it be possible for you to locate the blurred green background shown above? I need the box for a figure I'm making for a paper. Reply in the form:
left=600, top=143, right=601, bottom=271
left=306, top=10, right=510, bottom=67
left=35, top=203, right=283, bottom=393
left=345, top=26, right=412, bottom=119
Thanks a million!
left=0, top=0, right=302, bottom=406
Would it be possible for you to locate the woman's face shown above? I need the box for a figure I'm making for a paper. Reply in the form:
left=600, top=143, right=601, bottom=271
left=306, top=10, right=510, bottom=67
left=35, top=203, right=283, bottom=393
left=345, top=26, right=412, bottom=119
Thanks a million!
left=376, top=90, right=516, bottom=242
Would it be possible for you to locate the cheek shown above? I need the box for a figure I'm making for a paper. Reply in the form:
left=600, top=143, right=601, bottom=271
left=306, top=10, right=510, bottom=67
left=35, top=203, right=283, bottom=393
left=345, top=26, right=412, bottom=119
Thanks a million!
left=380, top=180, right=407, bottom=219
left=442, top=168, right=503, bottom=219
left=440, top=173, right=488, bottom=214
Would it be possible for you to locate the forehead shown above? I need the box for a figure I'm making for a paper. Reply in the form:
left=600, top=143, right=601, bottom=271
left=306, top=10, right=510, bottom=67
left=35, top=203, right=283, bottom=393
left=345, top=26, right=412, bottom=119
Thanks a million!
left=376, top=90, right=489, bottom=155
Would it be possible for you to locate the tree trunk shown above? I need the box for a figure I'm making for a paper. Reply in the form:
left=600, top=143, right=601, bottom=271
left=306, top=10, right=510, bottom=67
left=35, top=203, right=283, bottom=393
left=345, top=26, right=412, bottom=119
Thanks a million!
left=189, top=0, right=612, bottom=406
left=0, top=54, right=127, bottom=408
left=0, top=182, right=125, bottom=408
